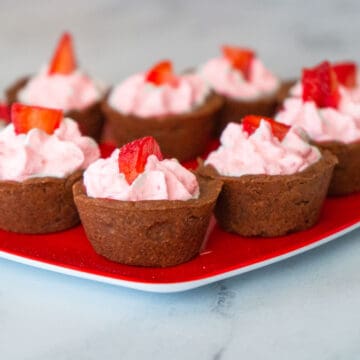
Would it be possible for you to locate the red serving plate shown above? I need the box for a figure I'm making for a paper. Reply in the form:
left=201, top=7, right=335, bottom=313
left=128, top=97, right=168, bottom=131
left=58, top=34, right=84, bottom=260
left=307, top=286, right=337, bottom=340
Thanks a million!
left=0, top=143, right=359, bottom=292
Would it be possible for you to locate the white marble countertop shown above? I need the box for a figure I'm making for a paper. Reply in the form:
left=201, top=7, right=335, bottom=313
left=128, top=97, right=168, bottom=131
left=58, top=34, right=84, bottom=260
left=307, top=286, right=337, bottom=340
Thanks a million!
left=1, top=1, right=360, bottom=359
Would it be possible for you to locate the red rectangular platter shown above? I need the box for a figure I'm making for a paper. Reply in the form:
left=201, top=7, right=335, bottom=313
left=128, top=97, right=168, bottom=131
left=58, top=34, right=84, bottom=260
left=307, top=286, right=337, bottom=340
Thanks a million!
left=0, top=143, right=359, bottom=292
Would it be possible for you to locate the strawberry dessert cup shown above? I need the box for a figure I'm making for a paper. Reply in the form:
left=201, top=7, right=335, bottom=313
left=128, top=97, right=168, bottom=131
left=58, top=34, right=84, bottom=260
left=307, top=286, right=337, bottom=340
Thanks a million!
left=6, top=32, right=105, bottom=141
left=102, top=60, right=223, bottom=162
left=198, top=117, right=337, bottom=237
left=0, top=103, right=100, bottom=234
left=73, top=136, right=222, bottom=267
left=276, top=61, right=360, bottom=195
left=199, top=45, right=281, bottom=135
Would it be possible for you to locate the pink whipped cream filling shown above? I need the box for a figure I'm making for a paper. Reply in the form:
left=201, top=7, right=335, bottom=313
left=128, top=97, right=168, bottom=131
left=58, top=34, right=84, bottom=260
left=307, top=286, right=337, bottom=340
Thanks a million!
left=84, top=150, right=200, bottom=201
left=108, top=73, right=210, bottom=117
left=0, top=118, right=100, bottom=181
left=288, top=81, right=302, bottom=97
left=200, top=57, right=279, bottom=100
left=18, top=68, right=102, bottom=112
left=337, top=86, right=360, bottom=123
left=276, top=97, right=360, bottom=143
left=205, top=121, right=320, bottom=177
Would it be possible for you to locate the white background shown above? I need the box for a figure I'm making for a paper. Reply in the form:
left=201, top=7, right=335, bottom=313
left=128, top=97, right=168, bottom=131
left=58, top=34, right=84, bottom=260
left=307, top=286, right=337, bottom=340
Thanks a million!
left=1, top=1, right=360, bottom=359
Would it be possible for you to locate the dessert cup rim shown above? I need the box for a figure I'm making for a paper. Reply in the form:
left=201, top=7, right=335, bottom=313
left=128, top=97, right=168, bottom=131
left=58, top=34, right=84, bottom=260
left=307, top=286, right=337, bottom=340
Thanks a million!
left=72, top=176, right=223, bottom=211
left=198, top=150, right=337, bottom=184
left=102, top=91, right=223, bottom=121
left=0, top=170, right=83, bottom=186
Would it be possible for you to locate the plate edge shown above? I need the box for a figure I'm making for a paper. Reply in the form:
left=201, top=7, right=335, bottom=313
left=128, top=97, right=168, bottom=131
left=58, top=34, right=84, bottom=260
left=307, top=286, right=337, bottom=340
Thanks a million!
left=0, top=222, right=359, bottom=293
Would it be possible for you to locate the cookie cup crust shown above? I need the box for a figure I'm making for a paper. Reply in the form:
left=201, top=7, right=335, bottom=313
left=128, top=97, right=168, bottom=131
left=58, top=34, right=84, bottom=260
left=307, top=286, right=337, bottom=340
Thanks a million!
left=197, top=151, right=337, bottom=237
left=73, top=177, right=223, bottom=267
left=315, top=140, right=360, bottom=196
left=101, top=92, right=223, bottom=162
left=214, top=90, right=279, bottom=136
left=0, top=171, right=82, bottom=234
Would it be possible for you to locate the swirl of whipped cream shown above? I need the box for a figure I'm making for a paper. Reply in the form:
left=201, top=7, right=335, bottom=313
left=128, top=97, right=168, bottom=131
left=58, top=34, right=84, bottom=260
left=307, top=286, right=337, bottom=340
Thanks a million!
left=200, top=57, right=279, bottom=100
left=285, top=81, right=360, bottom=130
left=84, top=149, right=199, bottom=201
left=204, top=121, right=321, bottom=177
left=0, top=118, right=100, bottom=181
left=18, top=67, right=103, bottom=112
left=276, top=98, right=360, bottom=143
left=108, top=73, right=210, bottom=118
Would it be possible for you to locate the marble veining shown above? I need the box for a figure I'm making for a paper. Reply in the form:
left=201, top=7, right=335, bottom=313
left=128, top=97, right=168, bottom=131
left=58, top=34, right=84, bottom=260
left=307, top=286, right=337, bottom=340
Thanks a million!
left=212, top=283, right=237, bottom=318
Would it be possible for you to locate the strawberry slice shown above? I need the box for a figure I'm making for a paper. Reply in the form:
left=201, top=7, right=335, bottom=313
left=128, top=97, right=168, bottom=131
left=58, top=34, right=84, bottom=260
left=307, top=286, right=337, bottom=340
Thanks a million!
left=302, top=61, right=340, bottom=108
left=222, top=45, right=255, bottom=80
left=145, top=60, right=179, bottom=86
left=118, top=136, right=163, bottom=184
left=242, top=115, right=290, bottom=141
left=333, top=61, right=357, bottom=88
left=48, top=32, right=77, bottom=75
left=11, top=103, right=63, bottom=135
left=0, top=102, right=10, bottom=122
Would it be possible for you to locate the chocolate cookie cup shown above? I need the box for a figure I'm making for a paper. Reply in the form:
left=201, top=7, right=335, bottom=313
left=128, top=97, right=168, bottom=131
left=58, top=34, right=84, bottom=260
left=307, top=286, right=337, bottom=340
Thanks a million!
left=6, top=77, right=105, bottom=142
left=215, top=91, right=278, bottom=136
left=316, top=140, right=360, bottom=196
left=73, top=176, right=223, bottom=267
left=101, top=93, right=223, bottom=162
left=198, top=151, right=337, bottom=237
left=0, top=171, right=82, bottom=234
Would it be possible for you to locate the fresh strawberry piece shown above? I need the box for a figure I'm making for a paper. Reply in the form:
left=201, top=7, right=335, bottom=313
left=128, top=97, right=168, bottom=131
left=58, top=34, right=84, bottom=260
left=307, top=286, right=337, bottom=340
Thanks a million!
left=118, top=136, right=163, bottom=184
left=0, top=102, right=10, bottom=122
left=11, top=103, right=63, bottom=135
left=145, top=60, right=179, bottom=86
left=222, top=45, right=255, bottom=80
left=302, top=61, right=340, bottom=108
left=333, top=61, right=357, bottom=88
left=48, top=32, right=77, bottom=75
left=242, top=115, right=290, bottom=141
